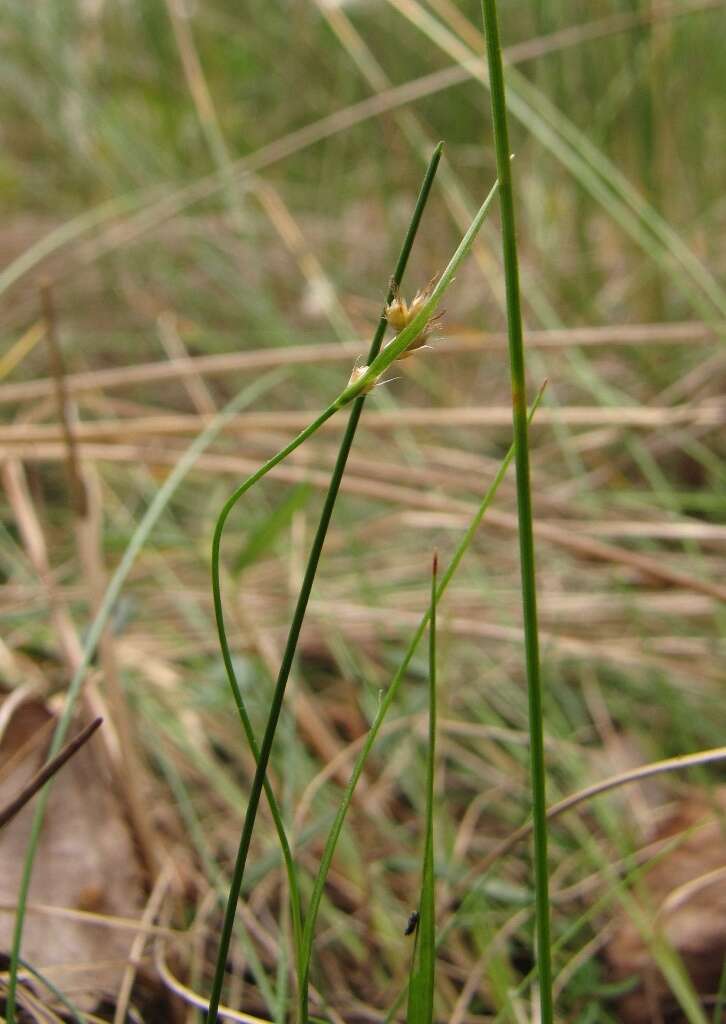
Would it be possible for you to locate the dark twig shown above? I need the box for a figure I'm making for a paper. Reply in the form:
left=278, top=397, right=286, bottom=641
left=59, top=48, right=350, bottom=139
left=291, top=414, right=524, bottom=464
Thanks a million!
left=0, top=717, right=103, bottom=829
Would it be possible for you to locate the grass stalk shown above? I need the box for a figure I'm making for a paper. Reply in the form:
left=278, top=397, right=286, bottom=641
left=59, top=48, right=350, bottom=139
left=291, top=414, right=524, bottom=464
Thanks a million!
left=479, top=2, right=553, bottom=1021
left=206, top=143, right=444, bottom=1022
left=405, top=553, right=438, bottom=1024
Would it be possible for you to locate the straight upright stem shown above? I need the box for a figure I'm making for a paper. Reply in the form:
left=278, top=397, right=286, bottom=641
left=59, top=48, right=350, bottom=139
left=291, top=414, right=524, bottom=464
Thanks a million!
left=479, top=2, right=553, bottom=1021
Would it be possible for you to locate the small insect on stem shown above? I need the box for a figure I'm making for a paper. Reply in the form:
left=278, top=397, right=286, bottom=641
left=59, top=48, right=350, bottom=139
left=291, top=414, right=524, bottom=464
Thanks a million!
left=404, top=910, right=420, bottom=936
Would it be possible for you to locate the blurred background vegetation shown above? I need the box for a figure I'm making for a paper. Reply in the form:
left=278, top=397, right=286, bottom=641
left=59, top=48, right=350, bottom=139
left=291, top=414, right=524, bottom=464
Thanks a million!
left=1, top=2, right=725, bottom=1022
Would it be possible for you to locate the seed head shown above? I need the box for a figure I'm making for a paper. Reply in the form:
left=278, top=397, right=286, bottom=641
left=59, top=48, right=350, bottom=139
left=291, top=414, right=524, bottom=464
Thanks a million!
left=384, top=276, right=443, bottom=360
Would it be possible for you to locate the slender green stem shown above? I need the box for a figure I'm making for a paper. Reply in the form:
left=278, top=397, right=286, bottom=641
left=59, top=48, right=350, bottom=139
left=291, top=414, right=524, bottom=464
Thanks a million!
left=405, top=553, right=438, bottom=1024
left=480, top=2, right=553, bottom=1021
left=421, top=551, right=438, bottom=1015
left=207, top=143, right=444, bottom=1023
left=298, top=384, right=545, bottom=1020
left=426, top=556, right=437, bottom=847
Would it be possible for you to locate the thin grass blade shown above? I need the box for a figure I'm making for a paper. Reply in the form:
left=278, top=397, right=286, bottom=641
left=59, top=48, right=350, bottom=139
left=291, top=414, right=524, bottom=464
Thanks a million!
left=405, top=552, right=439, bottom=1024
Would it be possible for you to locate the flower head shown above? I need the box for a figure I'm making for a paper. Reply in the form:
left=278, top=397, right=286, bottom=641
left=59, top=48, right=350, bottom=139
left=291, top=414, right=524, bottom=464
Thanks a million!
left=384, top=276, right=443, bottom=360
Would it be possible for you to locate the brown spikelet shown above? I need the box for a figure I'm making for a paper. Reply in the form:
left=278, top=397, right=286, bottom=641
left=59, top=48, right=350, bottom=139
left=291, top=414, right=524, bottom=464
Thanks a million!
left=384, top=276, right=443, bottom=361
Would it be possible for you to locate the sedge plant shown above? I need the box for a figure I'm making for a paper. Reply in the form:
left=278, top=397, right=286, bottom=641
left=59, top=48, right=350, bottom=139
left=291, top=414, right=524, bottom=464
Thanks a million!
left=206, top=140, right=443, bottom=1019
left=207, top=148, right=500, bottom=1019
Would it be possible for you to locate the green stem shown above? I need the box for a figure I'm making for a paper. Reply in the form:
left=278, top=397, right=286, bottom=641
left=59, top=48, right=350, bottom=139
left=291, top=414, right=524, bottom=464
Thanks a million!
left=207, top=143, right=444, bottom=1023
left=405, top=553, right=438, bottom=1024
left=480, top=2, right=553, bottom=1021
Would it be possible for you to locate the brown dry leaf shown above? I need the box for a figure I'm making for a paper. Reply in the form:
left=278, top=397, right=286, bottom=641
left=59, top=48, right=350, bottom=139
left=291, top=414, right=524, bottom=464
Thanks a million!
left=604, top=787, right=726, bottom=1023
left=0, top=696, right=145, bottom=1013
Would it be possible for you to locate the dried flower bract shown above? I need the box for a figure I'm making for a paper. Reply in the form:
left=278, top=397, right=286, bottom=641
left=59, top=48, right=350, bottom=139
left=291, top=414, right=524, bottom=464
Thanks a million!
left=346, top=362, right=380, bottom=395
left=384, top=276, right=443, bottom=360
